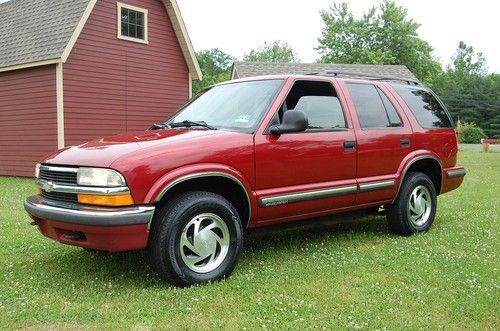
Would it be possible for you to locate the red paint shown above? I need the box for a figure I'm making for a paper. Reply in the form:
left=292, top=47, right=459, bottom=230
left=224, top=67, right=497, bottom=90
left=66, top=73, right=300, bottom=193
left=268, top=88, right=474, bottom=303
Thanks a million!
left=31, top=75, right=465, bottom=251
left=442, top=167, right=465, bottom=194
left=33, top=217, right=148, bottom=252
left=64, top=0, right=189, bottom=146
left=0, top=65, right=58, bottom=177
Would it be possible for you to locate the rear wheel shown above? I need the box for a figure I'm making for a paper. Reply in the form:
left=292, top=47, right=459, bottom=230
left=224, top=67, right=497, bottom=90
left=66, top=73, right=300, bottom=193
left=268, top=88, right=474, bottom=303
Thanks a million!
left=148, top=191, right=243, bottom=287
left=387, top=172, right=437, bottom=236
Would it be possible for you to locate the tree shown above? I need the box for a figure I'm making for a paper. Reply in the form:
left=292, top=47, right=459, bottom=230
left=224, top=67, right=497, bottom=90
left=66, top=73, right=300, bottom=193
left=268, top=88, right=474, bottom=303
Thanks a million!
left=192, top=48, right=234, bottom=95
left=243, top=40, right=299, bottom=63
left=316, top=0, right=441, bottom=83
left=431, top=42, right=500, bottom=138
left=450, top=41, right=487, bottom=76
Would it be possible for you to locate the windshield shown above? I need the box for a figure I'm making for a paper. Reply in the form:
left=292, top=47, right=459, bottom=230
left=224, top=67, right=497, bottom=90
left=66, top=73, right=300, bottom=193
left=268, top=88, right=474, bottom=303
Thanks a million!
left=166, top=79, right=284, bottom=132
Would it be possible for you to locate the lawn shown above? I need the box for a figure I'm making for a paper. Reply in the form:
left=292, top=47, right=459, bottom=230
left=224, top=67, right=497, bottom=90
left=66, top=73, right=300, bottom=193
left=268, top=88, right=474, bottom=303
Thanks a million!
left=0, top=151, right=498, bottom=330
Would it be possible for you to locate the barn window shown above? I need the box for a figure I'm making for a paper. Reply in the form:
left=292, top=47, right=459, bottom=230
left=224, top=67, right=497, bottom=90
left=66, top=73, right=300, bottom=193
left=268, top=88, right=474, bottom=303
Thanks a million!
left=117, top=3, right=148, bottom=44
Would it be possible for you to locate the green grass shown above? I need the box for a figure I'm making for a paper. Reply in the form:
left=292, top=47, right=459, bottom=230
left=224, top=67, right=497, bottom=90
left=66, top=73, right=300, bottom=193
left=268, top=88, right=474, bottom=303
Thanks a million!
left=0, top=151, right=498, bottom=330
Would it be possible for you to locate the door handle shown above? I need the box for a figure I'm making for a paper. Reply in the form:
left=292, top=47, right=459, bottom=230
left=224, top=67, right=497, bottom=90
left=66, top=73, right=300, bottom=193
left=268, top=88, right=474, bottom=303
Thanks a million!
left=400, top=138, right=410, bottom=148
left=344, top=140, right=356, bottom=150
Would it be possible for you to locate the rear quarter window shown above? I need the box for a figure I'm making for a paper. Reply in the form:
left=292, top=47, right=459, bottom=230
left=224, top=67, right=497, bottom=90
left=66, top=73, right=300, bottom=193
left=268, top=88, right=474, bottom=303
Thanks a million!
left=392, top=85, right=453, bottom=128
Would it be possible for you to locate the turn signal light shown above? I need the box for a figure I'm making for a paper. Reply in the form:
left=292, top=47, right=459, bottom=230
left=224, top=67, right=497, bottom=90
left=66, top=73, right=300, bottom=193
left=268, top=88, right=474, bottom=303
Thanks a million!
left=77, top=194, right=134, bottom=207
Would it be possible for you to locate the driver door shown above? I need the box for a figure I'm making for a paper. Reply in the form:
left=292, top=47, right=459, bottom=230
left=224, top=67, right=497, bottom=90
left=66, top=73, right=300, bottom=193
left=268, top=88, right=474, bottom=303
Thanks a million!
left=254, top=79, right=357, bottom=224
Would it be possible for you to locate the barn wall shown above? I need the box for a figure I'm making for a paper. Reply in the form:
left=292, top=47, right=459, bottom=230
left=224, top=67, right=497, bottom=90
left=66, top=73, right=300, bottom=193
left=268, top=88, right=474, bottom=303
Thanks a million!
left=0, top=65, right=57, bottom=177
left=64, top=0, right=190, bottom=146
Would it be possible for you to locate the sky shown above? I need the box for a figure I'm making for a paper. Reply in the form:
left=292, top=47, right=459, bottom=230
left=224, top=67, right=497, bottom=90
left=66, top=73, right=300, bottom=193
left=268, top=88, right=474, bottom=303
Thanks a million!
left=176, top=0, right=500, bottom=73
left=0, top=0, right=498, bottom=72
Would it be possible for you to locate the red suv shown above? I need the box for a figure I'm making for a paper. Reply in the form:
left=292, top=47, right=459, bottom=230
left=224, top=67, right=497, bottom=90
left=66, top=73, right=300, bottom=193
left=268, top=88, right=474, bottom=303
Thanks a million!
left=24, top=74, right=465, bottom=286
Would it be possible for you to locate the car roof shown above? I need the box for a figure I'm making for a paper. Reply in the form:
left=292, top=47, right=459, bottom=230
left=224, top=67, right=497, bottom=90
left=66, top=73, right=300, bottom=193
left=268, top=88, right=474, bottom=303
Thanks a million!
left=216, top=74, right=421, bottom=88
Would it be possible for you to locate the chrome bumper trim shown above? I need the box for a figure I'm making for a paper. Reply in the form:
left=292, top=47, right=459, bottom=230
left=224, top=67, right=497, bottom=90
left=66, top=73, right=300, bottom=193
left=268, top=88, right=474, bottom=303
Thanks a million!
left=24, top=195, right=154, bottom=227
left=35, top=179, right=130, bottom=195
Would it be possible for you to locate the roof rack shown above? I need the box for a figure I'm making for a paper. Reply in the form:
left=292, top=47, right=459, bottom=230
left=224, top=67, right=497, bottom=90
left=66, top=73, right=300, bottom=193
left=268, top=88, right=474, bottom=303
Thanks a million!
left=306, top=71, right=420, bottom=85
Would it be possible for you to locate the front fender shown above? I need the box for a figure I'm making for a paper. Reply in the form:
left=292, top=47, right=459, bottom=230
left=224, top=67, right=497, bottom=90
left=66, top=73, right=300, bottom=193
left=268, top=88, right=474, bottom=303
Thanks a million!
left=143, top=163, right=257, bottom=220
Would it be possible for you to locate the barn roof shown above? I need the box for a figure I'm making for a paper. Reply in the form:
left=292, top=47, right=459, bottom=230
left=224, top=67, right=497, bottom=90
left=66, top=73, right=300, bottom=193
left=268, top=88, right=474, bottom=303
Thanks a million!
left=0, top=0, right=201, bottom=79
left=0, top=0, right=89, bottom=69
left=231, top=62, right=419, bottom=82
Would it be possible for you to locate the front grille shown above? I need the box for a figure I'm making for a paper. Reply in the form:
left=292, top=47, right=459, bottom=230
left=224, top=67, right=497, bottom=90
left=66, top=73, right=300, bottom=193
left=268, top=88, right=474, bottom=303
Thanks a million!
left=39, top=167, right=77, bottom=185
left=41, top=191, right=78, bottom=204
left=39, top=166, right=79, bottom=204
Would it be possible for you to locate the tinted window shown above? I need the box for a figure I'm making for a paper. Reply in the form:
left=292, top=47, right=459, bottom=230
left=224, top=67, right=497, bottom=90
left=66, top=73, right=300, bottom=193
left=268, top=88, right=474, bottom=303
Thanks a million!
left=378, top=89, right=402, bottom=127
left=348, top=83, right=401, bottom=128
left=392, top=85, right=452, bottom=128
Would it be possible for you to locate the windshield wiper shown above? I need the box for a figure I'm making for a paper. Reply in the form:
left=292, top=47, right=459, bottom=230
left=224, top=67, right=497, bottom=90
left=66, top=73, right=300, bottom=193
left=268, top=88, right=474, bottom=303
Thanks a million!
left=149, top=123, right=168, bottom=130
left=169, top=120, right=217, bottom=130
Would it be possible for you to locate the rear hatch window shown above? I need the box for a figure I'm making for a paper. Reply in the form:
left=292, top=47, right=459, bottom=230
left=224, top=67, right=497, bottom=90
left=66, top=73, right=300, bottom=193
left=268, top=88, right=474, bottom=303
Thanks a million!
left=392, top=85, right=453, bottom=129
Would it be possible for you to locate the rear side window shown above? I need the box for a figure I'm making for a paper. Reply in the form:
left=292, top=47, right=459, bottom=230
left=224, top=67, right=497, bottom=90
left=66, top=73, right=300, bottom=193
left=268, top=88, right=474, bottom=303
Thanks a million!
left=347, top=83, right=403, bottom=128
left=392, top=85, right=452, bottom=128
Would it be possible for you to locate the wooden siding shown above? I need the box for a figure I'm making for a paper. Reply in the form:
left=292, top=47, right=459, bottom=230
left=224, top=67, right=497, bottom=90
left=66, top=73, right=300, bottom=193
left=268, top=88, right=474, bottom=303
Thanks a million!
left=0, top=65, right=57, bottom=177
left=64, top=0, right=189, bottom=146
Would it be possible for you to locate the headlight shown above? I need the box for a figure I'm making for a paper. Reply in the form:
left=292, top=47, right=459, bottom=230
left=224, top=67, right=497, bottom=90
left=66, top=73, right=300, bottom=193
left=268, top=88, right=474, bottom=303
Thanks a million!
left=35, top=163, right=40, bottom=178
left=77, top=168, right=126, bottom=187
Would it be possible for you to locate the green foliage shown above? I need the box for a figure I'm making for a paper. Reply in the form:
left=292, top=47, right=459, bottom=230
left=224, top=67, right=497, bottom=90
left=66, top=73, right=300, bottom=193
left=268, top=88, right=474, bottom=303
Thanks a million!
left=451, top=41, right=488, bottom=76
left=243, top=40, right=300, bottom=63
left=316, top=0, right=441, bottom=83
left=430, top=42, right=500, bottom=138
left=192, top=48, right=234, bottom=95
left=458, top=122, right=487, bottom=143
left=0, top=152, right=498, bottom=329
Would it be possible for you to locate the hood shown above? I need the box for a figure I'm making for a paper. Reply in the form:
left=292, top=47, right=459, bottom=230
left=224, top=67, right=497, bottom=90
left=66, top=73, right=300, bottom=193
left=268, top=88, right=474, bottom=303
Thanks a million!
left=44, top=129, right=223, bottom=167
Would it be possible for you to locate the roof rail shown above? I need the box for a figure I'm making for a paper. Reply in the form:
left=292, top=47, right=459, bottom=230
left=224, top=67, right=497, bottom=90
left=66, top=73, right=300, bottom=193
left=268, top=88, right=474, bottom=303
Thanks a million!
left=306, top=71, right=420, bottom=85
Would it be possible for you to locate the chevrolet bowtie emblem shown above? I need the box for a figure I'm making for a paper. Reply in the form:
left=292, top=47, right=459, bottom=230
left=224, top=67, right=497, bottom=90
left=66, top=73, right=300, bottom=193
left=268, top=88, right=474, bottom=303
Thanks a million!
left=42, top=181, right=54, bottom=193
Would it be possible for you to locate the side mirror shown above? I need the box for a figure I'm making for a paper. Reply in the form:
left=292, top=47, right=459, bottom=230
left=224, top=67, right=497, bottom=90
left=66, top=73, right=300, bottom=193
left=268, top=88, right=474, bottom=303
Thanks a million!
left=269, top=110, right=308, bottom=135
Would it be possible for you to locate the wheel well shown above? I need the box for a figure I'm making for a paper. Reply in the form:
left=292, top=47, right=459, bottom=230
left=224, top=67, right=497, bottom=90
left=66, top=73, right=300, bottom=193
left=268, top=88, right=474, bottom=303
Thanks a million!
left=156, top=176, right=251, bottom=227
left=406, top=158, right=442, bottom=194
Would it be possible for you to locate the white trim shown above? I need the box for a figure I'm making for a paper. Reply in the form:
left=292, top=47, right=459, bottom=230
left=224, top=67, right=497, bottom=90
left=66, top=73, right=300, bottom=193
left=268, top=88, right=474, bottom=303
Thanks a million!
left=231, top=66, right=238, bottom=80
left=117, top=2, right=149, bottom=45
left=0, top=59, right=60, bottom=73
left=56, top=62, right=65, bottom=149
left=188, top=72, right=192, bottom=98
left=162, top=0, right=202, bottom=80
left=61, top=0, right=98, bottom=62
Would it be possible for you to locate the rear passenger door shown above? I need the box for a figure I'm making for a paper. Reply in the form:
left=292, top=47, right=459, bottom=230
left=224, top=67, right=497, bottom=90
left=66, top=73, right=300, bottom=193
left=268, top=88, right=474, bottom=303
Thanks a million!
left=344, top=82, right=414, bottom=205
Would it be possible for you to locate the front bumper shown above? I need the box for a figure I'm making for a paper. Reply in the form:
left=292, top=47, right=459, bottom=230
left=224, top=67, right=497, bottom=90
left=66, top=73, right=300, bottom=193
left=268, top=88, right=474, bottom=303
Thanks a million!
left=24, top=195, right=155, bottom=252
left=24, top=195, right=155, bottom=226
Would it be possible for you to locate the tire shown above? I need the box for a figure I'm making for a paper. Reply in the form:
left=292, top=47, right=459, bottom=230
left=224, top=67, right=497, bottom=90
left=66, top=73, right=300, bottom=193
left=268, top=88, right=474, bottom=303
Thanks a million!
left=387, top=172, right=437, bottom=236
left=148, top=191, right=243, bottom=287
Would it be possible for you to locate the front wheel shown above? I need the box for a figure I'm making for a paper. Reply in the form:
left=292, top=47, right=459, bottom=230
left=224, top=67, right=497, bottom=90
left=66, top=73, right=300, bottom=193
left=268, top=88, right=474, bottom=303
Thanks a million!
left=387, top=172, right=437, bottom=236
left=148, top=191, right=243, bottom=287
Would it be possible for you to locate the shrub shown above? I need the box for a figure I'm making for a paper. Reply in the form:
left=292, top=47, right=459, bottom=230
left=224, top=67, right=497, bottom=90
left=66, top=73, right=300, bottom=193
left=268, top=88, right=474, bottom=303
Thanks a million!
left=458, top=122, right=487, bottom=143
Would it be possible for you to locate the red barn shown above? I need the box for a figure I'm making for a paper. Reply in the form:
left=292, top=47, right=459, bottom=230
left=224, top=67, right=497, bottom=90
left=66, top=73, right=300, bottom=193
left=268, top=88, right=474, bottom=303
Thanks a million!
left=0, top=0, right=201, bottom=177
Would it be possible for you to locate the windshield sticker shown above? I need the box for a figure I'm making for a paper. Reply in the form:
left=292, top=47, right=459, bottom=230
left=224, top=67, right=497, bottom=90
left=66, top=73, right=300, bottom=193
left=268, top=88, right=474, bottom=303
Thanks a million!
left=235, top=115, right=251, bottom=123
